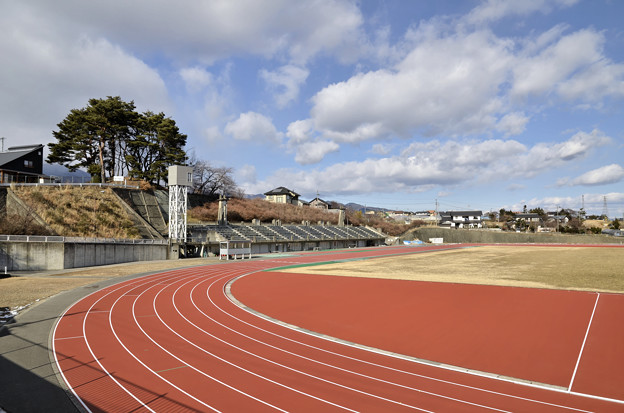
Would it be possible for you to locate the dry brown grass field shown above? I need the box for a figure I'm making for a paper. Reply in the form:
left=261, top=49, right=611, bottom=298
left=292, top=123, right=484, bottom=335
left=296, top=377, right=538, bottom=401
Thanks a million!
left=279, top=246, right=624, bottom=293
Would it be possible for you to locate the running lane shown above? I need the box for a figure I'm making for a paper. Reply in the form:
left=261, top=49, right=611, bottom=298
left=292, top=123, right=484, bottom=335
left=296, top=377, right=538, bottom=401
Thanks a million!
left=54, top=246, right=624, bottom=412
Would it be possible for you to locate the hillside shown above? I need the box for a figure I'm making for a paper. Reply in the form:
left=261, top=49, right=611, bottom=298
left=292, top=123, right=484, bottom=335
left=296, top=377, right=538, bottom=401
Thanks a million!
left=3, top=186, right=418, bottom=238
left=10, top=186, right=140, bottom=238
left=189, top=197, right=419, bottom=236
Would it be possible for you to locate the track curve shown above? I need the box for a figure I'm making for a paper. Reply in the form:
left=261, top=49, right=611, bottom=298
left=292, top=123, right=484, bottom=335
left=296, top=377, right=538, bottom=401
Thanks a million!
left=53, top=246, right=623, bottom=412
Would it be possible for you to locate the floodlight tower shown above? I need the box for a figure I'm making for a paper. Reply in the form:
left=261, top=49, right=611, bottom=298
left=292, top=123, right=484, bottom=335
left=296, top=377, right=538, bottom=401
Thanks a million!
left=168, top=165, right=193, bottom=242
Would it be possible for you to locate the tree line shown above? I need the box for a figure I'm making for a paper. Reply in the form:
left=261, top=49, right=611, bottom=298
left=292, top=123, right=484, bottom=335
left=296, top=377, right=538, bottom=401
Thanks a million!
left=47, top=96, right=241, bottom=196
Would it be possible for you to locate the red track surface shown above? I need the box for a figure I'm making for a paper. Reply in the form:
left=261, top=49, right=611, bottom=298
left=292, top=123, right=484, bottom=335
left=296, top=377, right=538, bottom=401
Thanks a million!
left=53, top=245, right=624, bottom=412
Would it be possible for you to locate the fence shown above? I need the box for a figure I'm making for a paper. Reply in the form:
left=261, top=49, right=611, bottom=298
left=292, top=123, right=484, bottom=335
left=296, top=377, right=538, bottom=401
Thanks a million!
left=0, top=235, right=167, bottom=244
left=0, top=182, right=140, bottom=189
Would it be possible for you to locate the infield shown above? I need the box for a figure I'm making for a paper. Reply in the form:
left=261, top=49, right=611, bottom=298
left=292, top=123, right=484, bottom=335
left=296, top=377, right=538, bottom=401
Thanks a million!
left=277, top=245, right=624, bottom=293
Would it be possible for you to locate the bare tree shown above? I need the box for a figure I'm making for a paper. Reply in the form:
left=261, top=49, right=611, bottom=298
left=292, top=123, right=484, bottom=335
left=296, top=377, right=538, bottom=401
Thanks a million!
left=190, top=159, right=241, bottom=197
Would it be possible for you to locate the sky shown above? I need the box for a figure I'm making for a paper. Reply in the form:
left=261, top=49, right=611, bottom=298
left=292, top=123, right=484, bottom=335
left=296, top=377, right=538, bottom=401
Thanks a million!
left=2, top=0, right=623, bottom=217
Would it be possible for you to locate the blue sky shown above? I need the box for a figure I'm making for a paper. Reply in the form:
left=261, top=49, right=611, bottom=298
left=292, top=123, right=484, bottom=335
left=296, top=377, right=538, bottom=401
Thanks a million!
left=2, top=0, right=623, bottom=217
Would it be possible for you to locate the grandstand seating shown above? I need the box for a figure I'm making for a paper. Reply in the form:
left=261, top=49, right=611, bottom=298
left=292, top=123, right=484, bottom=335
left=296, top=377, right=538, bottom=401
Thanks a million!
left=187, top=223, right=384, bottom=243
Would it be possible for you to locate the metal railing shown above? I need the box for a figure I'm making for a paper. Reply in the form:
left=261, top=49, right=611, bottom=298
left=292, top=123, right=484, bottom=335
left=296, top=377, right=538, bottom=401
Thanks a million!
left=0, top=182, right=139, bottom=189
left=0, top=235, right=168, bottom=244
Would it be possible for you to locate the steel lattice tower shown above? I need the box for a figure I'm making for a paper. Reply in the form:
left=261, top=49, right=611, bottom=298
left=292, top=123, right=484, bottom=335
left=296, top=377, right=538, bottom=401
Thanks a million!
left=168, top=165, right=193, bottom=242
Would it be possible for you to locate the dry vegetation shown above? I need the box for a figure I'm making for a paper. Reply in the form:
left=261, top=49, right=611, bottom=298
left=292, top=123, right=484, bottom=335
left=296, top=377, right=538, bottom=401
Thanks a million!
left=12, top=186, right=139, bottom=238
left=0, top=213, right=53, bottom=235
left=189, top=197, right=419, bottom=236
left=0, top=257, right=212, bottom=309
left=279, top=246, right=624, bottom=293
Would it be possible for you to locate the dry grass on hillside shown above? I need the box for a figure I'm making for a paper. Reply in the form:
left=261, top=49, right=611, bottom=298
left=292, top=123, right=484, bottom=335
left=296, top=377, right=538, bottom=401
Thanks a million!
left=189, top=197, right=418, bottom=236
left=13, top=186, right=140, bottom=238
left=280, top=246, right=624, bottom=293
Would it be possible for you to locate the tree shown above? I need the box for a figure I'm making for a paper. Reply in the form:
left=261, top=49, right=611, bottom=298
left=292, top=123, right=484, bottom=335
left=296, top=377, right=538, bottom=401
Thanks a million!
left=529, top=207, right=545, bottom=216
left=49, top=97, right=188, bottom=186
left=125, top=111, right=187, bottom=185
left=190, top=159, right=240, bottom=197
left=499, top=208, right=515, bottom=221
left=48, top=96, right=137, bottom=183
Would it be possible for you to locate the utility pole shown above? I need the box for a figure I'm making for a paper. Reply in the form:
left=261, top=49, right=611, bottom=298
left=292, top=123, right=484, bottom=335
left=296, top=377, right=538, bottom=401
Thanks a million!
left=0, top=137, right=5, bottom=152
left=602, top=196, right=609, bottom=220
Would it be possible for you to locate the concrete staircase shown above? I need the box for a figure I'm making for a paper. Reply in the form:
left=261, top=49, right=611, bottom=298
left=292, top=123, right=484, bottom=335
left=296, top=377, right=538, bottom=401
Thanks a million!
left=112, top=188, right=166, bottom=239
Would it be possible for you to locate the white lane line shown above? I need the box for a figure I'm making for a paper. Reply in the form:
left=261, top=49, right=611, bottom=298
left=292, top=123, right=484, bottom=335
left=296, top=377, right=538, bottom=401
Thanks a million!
left=568, top=293, right=600, bottom=392
left=108, top=274, right=223, bottom=413
left=154, top=272, right=361, bottom=412
left=191, top=274, right=513, bottom=412
left=128, top=270, right=292, bottom=413
left=54, top=271, right=180, bottom=413
left=217, top=268, right=602, bottom=412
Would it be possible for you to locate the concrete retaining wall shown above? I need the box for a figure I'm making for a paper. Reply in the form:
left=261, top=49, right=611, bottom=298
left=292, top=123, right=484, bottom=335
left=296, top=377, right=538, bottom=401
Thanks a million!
left=0, top=240, right=168, bottom=271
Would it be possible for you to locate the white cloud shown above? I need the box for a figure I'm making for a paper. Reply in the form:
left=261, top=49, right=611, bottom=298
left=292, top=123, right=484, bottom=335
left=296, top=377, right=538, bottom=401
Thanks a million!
left=554, top=129, right=611, bottom=161
left=294, top=11, right=624, bottom=165
left=370, top=143, right=393, bottom=156
left=244, top=131, right=614, bottom=197
left=260, top=65, right=309, bottom=108
left=294, top=140, right=340, bottom=165
left=0, top=4, right=170, bottom=146
left=311, top=30, right=512, bottom=142
left=496, top=112, right=529, bottom=136
left=237, top=164, right=258, bottom=184
left=464, top=0, right=579, bottom=25
left=557, top=59, right=624, bottom=103
left=286, top=119, right=315, bottom=145
left=180, top=67, right=213, bottom=93
left=511, top=29, right=604, bottom=99
left=26, top=0, right=365, bottom=65
left=202, top=126, right=222, bottom=144
left=569, top=164, right=624, bottom=186
left=224, top=112, right=283, bottom=143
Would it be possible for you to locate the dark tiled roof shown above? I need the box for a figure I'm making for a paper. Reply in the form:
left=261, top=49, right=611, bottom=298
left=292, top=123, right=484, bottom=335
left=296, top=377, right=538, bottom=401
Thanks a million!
left=264, top=186, right=300, bottom=197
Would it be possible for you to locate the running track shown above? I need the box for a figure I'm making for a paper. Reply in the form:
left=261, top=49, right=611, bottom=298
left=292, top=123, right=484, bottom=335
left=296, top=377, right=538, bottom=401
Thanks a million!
left=53, top=245, right=624, bottom=412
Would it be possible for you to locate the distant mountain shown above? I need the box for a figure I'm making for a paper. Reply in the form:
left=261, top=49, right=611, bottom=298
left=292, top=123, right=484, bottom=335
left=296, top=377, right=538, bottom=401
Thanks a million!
left=345, top=202, right=389, bottom=213
left=43, top=163, right=91, bottom=182
left=245, top=193, right=265, bottom=199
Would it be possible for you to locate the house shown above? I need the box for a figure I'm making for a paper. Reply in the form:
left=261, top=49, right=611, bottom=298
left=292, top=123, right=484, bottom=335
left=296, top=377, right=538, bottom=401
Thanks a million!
left=0, top=144, right=46, bottom=183
left=439, top=210, right=483, bottom=229
left=309, top=197, right=329, bottom=210
left=264, top=187, right=300, bottom=205
left=515, top=213, right=542, bottom=223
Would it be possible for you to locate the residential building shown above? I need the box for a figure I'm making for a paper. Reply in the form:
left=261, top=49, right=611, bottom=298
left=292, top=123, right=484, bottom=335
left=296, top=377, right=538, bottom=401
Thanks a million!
left=515, top=213, right=542, bottom=223
left=439, top=210, right=483, bottom=229
left=310, top=197, right=329, bottom=210
left=264, top=187, right=300, bottom=205
left=0, top=144, right=46, bottom=183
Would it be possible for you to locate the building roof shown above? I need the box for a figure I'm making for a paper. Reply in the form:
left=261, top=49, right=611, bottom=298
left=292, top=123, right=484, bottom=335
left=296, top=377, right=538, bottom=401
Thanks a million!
left=515, top=213, right=541, bottom=219
left=310, top=197, right=329, bottom=204
left=445, top=210, right=483, bottom=216
left=264, top=186, right=300, bottom=197
left=0, top=144, right=44, bottom=168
